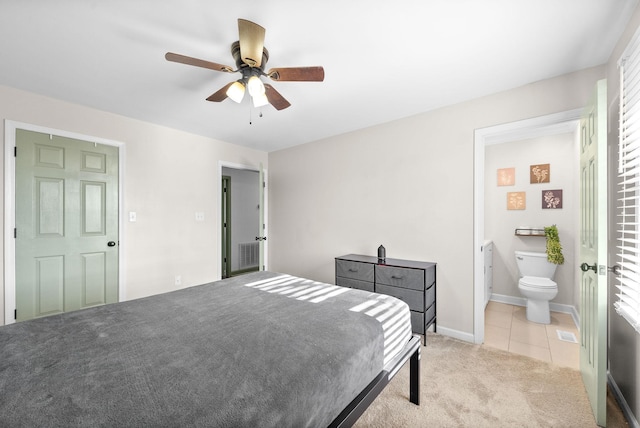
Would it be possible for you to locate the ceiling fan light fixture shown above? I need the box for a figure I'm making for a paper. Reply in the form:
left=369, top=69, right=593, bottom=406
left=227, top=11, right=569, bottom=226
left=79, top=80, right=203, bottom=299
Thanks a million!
left=166, top=19, right=323, bottom=112
left=252, top=92, right=269, bottom=108
left=247, top=76, right=265, bottom=97
left=226, top=81, right=246, bottom=103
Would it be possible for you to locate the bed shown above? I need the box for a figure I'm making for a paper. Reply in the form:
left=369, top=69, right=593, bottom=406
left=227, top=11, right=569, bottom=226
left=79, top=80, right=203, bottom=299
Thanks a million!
left=0, top=271, right=421, bottom=427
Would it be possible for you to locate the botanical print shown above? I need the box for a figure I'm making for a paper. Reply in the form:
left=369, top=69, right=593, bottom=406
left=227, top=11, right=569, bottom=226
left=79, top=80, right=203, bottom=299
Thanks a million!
left=497, top=167, right=515, bottom=186
left=542, top=189, right=563, bottom=209
left=530, top=164, right=550, bottom=183
left=507, top=192, right=526, bottom=210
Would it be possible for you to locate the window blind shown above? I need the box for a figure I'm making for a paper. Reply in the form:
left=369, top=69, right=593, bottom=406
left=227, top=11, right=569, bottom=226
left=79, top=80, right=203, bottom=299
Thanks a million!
left=616, top=29, right=640, bottom=334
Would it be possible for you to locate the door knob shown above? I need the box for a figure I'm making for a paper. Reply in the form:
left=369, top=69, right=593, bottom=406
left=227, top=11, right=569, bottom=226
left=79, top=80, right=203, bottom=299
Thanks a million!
left=608, top=265, right=621, bottom=275
left=107, top=241, right=116, bottom=247
left=580, top=262, right=597, bottom=273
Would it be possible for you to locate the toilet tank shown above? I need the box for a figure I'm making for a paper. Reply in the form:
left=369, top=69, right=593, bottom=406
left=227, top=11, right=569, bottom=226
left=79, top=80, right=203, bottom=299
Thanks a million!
left=515, top=251, right=557, bottom=279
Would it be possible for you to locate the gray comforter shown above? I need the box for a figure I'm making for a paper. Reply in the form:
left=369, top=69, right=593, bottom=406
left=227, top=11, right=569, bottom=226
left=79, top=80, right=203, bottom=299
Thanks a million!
left=0, top=271, right=406, bottom=427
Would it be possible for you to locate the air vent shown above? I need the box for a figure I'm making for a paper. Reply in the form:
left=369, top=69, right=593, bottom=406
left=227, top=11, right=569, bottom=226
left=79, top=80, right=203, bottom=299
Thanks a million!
left=556, top=330, right=578, bottom=343
left=239, top=242, right=259, bottom=269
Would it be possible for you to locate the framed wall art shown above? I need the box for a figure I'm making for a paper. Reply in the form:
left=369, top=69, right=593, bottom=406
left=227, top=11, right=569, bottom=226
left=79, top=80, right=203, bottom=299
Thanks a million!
left=530, top=164, right=550, bottom=183
left=542, top=189, right=563, bottom=209
left=507, top=192, right=526, bottom=210
left=497, top=167, right=515, bottom=186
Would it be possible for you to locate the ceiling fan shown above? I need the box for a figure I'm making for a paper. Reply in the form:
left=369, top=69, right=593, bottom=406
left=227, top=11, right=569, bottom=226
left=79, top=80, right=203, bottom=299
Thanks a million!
left=165, top=18, right=325, bottom=111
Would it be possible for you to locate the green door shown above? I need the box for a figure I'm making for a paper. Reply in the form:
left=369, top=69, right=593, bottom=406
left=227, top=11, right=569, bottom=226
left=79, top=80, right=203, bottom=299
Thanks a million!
left=579, top=79, right=607, bottom=426
left=15, top=129, right=119, bottom=321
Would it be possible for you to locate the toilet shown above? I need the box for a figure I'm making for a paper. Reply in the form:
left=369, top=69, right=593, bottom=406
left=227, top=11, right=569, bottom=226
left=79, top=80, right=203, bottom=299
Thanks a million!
left=515, top=250, right=558, bottom=324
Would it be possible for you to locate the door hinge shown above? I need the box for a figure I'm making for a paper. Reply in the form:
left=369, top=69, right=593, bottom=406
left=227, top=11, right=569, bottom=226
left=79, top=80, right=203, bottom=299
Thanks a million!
left=14, top=309, right=17, bottom=320
left=14, top=228, right=17, bottom=238
left=14, top=146, right=17, bottom=157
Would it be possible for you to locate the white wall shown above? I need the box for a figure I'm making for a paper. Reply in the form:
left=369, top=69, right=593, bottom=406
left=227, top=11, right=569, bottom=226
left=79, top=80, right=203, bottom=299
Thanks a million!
left=0, top=85, right=268, bottom=325
left=484, top=133, right=577, bottom=306
left=268, top=65, right=605, bottom=339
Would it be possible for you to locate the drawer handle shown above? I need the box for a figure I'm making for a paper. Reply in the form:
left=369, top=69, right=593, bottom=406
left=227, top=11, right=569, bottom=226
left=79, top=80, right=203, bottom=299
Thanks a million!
left=391, top=275, right=404, bottom=280
left=348, top=268, right=358, bottom=272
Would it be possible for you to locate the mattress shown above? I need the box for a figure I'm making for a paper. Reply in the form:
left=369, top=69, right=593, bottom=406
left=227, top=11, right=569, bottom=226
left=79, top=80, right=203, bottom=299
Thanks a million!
left=0, top=271, right=413, bottom=427
left=242, top=273, right=412, bottom=367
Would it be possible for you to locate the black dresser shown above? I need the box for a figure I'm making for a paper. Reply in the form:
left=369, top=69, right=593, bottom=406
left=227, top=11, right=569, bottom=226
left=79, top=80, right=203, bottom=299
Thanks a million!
left=335, top=254, right=436, bottom=338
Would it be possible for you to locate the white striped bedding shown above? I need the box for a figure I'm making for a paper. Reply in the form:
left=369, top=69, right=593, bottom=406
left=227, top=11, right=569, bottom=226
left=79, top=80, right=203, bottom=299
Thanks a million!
left=244, top=273, right=413, bottom=367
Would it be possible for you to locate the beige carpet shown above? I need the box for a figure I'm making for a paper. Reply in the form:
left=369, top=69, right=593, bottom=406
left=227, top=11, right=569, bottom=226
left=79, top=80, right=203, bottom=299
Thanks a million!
left=355, top=333, right=628, bottom=428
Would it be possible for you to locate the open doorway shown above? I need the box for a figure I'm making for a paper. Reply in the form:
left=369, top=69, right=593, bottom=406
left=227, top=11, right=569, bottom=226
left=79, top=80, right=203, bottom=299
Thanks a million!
left=220, top=166, right=263, bottom=278
left=473, top=109, right=582, bottom=344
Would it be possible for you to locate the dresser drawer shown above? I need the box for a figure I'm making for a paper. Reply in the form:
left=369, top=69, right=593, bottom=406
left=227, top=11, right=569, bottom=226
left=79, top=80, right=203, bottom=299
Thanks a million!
left=424, top=266, right=436, bottom=287
left=425, top=283, right=435, bottom=307
left=336, top=259, right=374, bottom=282
left=425, top=303, right=436, bottom=327
left=376, top=283, right=424, bottom=312
left=376, top=265, right=424, bottom=290
left=410, top=311, right=425, bottom=334
left=336, top=277, right=374, bottom=292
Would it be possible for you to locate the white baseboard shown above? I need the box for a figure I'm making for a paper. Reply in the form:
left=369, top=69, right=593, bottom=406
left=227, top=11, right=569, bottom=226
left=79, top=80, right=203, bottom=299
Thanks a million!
left=609, top=372, right=640, bottom=428
left=549, top=302, right=580, bottom=328
left=489, top=293, right=580, bottom=328
left=490, top=293, right=526, bottom=307
left=434, top=325, right=475, bottom=344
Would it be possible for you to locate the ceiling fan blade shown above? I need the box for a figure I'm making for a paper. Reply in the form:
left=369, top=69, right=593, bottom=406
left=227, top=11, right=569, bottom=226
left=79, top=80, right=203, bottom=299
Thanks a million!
left=264, top=84, right=291, bottom=110
left=206, top=82, right=234, bottom=102
left=165, top=52, right=234, bottom=73
left=238, top=19, right=266, bottom=68
left=267, top=66, right=325, bottom=82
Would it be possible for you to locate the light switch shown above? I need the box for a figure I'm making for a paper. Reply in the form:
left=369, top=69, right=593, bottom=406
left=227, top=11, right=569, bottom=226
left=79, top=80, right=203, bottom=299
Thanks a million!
left=129, top=211, right=137, bottom=222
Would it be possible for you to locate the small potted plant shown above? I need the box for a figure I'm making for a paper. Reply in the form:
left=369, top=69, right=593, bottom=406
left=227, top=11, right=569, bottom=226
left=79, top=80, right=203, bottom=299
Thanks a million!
left=544, top=225, right=564, bottom=265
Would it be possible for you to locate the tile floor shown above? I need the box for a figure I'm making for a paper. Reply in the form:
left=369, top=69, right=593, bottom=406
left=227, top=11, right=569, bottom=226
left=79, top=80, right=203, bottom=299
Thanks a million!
left=484, top=301, right=580, bottom=369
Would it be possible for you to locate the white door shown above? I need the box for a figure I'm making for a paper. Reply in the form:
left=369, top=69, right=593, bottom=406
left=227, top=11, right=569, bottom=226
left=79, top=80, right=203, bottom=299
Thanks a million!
left=15, top=129, right=119, bottom=321
left=579, top=79, right=607, bottom=427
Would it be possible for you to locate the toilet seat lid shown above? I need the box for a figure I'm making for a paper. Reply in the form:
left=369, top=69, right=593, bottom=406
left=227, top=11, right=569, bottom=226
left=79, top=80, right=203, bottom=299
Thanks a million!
left=520, top=276, right=557, bottom=288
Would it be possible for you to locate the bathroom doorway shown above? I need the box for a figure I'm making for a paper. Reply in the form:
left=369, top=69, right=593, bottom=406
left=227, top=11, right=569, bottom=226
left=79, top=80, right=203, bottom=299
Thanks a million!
left=473, top=110, right=581, bottom=345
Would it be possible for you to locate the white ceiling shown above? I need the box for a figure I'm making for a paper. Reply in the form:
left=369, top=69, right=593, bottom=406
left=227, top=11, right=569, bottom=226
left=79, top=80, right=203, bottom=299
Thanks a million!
left=0, top=0, right=636, bottom=152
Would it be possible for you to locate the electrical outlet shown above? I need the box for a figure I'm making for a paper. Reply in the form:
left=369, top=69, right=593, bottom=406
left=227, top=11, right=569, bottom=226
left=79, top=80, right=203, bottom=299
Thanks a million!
left=195, top=211, right=205, bottom=222
left=175, top=275, right=181, bottom=286
left=129, top=211, right=137, bottom=222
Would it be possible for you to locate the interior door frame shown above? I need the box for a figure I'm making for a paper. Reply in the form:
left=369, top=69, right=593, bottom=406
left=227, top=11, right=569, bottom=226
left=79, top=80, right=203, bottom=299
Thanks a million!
left=221, top=174, right=231, bottom=278
left=473, top=109, right=582, bottom=344
left=217, top=161, right=268, bottom=279
left=4, top=120, right=126, bottom=325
